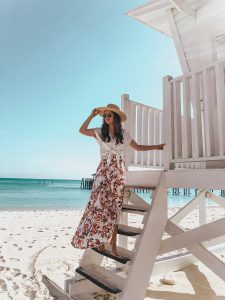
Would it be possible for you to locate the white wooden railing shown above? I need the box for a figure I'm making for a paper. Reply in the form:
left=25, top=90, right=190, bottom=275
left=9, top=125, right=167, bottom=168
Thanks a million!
left=163, top=59, right=225, bottom=170
left=121, top=94, right=163, bottom=169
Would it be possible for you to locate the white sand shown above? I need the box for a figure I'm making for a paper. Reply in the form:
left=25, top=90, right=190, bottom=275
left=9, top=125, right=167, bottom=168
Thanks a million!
left=0, top=207, right=225, bottom=299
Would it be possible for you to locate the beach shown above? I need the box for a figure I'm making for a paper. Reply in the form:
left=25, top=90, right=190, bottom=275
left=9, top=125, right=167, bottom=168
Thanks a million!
left=1, top=207, right=225, bottom=299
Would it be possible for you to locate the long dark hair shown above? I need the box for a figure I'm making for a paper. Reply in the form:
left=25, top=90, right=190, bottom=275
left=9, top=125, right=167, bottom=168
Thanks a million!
left=100, top=112, right=124, bottom=144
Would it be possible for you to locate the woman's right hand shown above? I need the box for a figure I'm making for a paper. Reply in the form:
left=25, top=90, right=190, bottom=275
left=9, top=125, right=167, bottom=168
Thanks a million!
left=91, top=108, right=100, bottom=118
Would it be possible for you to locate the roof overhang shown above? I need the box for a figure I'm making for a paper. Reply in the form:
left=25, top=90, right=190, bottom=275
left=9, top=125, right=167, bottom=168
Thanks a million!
left=127, top=0, right=196, bottom=38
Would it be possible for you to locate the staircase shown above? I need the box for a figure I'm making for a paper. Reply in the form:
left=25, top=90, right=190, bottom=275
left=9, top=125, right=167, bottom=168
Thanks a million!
left=42, top=170, right=167, bottom=300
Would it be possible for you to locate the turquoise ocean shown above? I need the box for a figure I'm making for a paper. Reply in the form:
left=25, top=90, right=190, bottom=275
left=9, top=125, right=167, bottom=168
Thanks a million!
left=0, top=178, right=220, bottom=211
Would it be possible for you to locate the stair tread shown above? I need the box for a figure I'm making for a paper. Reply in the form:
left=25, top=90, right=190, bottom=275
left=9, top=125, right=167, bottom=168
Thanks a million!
left=92, top=245, right=133, bottom=264
left=125, top=185, right=155, bottom=190
left=118, top=224, right=142, bottom=236
left=75, top=264, right=124, bottom=294
left=122, top=203, right=150, bottom=212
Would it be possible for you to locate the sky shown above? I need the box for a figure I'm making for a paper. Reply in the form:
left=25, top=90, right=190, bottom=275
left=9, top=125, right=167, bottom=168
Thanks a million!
left=0, top=0, right=181, bottom=179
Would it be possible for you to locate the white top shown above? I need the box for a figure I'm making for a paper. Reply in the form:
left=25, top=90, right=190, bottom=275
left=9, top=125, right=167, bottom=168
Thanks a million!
left=93, top=127, right=133, bottom=167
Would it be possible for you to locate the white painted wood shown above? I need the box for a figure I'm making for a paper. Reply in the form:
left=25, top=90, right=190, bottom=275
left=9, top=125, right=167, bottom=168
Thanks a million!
left=148, top=108, right=155, bottom=166
left=165, top=220, right=225, bottom=282
left=77, top=264, right=125, bottom=292
left=154, top=110, right=160, bottom=166
left=202, top=68, right=214, bottom=157
left=170, top=0, right=195, bottom=19
left=170, top=155, right=225, bottom=163
left=160, top=217, right=225, bottom=254
left=182, top=76, right=192, bottom=158
left=166, top=169, right=225, bottom=190
left=74, top=248, right=103, bottom=281
left=130, top=102, right=136, bottom=164
left=167, top=8, right=190, bottom=73
left=137, top=105, right=143, bottom=165
left=42, top=275, right=72, bottom=300
left=121, top=94, right=132, bottom=171
left=199, top=198, right=206, bottom=225
left=119, top=173, right=167, bottom=300
left=173, top=80, right=182, bottom=159
left=170, top=190, right=206, bottom=223
left=118, top=224, right=142, bottom=236
left=128, top=190, right=151, bottom=209
left=215, top=62, right=225, bottom=156
left=128, top=0, right=225, bottom=71
left=126, top=170, right=161, bottom=188
left=207, top=191, right=225, bottom=208
left=163, top=75, right=173, bottom=169
left=143, top=106, right=149, bottom=166
left=159, top=111, right=164, bottom=166
left=190, top=72, right=203, bottom=158
left=152, top=252, right=197, bottom=277
left=67, top=278, right=102, bottom=297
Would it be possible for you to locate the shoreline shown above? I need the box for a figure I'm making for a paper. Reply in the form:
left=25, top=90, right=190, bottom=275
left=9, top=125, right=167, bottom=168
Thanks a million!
left=0, top=203, right=222, bottom=212
left=1, top=208, right=225, bottom=299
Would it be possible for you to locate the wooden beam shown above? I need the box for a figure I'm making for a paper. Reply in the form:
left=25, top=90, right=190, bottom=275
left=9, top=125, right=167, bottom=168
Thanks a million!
left=167, top=8, right=190, bottom=74
left=169, top=0, right=195, bottom=19
left=170, top=190, right=206, bottom=223
left=42, top=275, right=73, bottom=300
left=120, top=173, right=167, bottom=300
left=207, top=191, right=225, bottom=208
left=164, top=221, right=225, bottom=282
left=166, top=169, right=225, bottom=190
left=160, top=217, right=225, bottom=254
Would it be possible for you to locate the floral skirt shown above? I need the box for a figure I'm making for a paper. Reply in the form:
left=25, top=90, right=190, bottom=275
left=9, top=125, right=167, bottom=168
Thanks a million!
left=71, top=154, right=126, bottom=249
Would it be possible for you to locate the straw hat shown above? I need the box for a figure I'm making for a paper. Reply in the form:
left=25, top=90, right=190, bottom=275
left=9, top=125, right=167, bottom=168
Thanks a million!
left=96, top=104, right=127, bottom=122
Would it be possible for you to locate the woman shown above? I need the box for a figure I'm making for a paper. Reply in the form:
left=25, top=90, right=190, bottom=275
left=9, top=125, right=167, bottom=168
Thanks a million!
left=71, top=104, right=165, bottom=256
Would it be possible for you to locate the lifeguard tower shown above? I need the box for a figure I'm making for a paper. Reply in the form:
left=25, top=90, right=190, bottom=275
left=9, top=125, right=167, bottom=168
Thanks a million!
left=42, top=1, right=225, bottom=299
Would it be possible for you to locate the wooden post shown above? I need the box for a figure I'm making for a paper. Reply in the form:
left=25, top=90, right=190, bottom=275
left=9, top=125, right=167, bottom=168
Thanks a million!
left=121, top=94, right=132, bottom=170
left=120, top=173, right=167, bottom=300
left=163, top=75, right=173, bottom=170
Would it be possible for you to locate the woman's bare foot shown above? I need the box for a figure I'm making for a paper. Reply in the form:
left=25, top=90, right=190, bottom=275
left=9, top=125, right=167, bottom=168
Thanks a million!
left=97, top=243, right=105, bottom=252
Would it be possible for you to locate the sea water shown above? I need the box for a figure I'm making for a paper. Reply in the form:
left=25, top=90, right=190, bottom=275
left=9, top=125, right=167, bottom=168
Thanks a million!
left=0, top=178, right=220, bottom=211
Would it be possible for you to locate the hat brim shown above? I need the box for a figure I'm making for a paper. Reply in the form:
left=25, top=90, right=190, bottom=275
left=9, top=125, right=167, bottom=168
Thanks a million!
left=96, top=107, right=127, bottom=122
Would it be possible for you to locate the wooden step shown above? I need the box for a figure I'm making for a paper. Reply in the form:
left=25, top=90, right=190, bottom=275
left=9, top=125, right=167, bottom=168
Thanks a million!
left=125, top=185, right=155, bottom=191
left=118, top=224, right=142, bottom=236
left=75, top=264, right=124, bottom=294
left=65, top=277, right=102, bottom=296
left=42, top=275, right=73, bottom=300
left=122, top=203, right=150, bottom=214
left=92, top=245, right=133, bottom=264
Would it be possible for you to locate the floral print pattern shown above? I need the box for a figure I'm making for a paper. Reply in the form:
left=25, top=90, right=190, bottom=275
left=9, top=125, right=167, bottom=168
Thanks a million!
left=71, top=153, right=126, bottom=249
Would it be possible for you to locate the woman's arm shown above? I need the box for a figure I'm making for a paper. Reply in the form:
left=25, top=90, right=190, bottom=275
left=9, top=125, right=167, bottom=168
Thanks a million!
left=129, top=139, right=165, bottom=151
left=79, top=108, right=100, bottom=137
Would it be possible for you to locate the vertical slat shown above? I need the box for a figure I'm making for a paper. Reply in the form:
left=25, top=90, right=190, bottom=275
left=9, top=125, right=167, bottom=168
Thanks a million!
left=182, top=77, right=192, bottom=158
left=159, top=111, right=164, bottom=167
left=154, top=111, right=160, bottom=166
left=202, top=68, right=214, bottom=157
left=148, top=108, right=154, bottom=166
left=143, top=107, right=149, bottom=166
left=163, top=75, right=173, bottom=170
left=137, top=105, right=143, bottom=165
left=215, top=62, right=225, bottom=156
left=191, top=73, right=203, bottom=158
left=121, top=94, right=132, bottom=169
left=173, top=80, right=182, bottom=159
left=199, top=200, right=206, bottom=226
left=130, top=102, right=136, bottom=164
